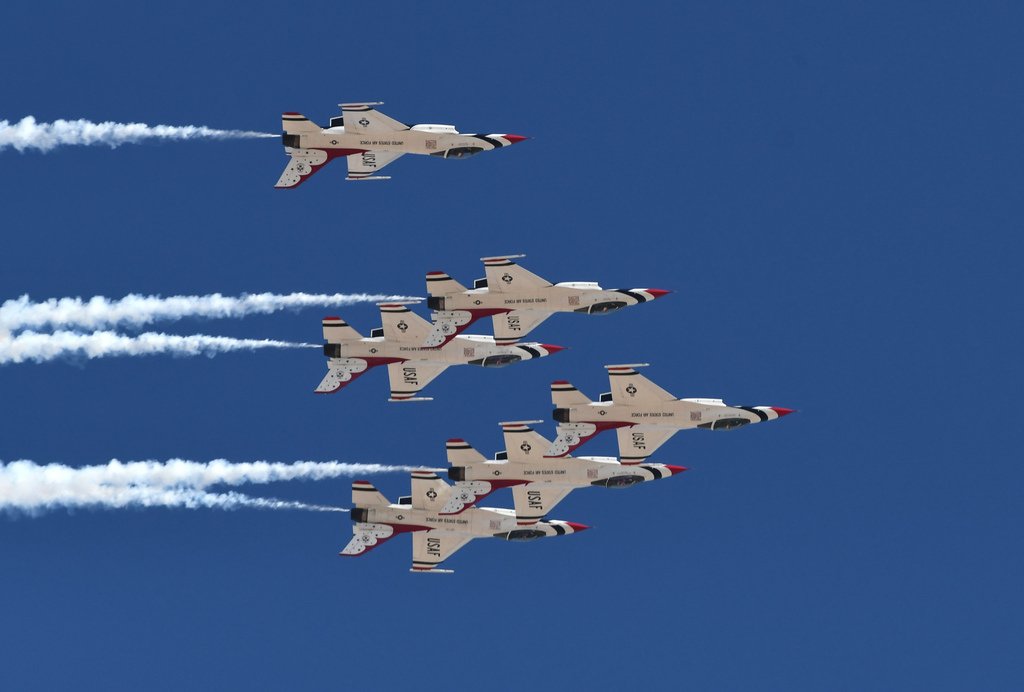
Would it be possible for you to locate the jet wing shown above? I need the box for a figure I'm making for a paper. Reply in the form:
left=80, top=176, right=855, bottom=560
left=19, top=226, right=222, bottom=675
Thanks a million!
left=314, top=358, right=373, bottom=394
left=512, top=485, right=574, bottom=526
left=339, top=522, right=397, bottom=557
left=340, top=103, right=408, bottom=134
left=275, top=147, right=330, bottom=189
left=607, top=365, right=677, bottom=405
left=346, top=151, right=404, bottom=180
left=483, top=256, right=553, bottom=293
left=616, top=426, right=678, bottom=463
left=386, top=361, right=448, bottom=401
left=411, top=531, right=474, bottom=573
left=492, top=310, right=552, bottom=345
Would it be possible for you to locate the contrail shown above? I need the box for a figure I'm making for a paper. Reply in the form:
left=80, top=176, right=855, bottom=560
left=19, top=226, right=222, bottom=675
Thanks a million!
left=0, top=292, right=422, bottom=333
left=0, top=330, right=316, bottom=365
left=0, top=459, right=423, bottom=514
left=0, top=116, right=275, bottom=153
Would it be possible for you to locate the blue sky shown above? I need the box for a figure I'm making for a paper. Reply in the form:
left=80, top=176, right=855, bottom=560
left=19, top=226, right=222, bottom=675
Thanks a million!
left=2, top=1, right=1022, bottom=689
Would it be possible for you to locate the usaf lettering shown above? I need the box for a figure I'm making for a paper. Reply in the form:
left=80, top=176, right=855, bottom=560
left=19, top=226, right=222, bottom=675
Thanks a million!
left=527, top=490, right=543, bottom=509
left=403, top=367, right=418, bottom=385
left=427, top=537, right=441, bottom=556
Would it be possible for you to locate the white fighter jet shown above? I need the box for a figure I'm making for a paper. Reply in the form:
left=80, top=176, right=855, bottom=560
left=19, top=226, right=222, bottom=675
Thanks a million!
left=340, top=470, right=589, bottom=573
left=445, top=421, right=686, bottom=527
left=423, top=254, right=671, bottom=347
left=315, top=303, right=563, bottom=401
left=548, top=364, right=794, bottom=462
left=275, top=102, right=527, bottom=188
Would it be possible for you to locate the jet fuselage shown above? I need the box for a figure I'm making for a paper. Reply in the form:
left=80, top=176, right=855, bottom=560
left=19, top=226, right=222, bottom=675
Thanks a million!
left=324, top=334, right=559, bottom=368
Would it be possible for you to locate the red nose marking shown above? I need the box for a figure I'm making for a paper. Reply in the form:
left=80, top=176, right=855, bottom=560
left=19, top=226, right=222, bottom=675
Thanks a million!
left=771, top=407, right=795, bottom=417
left=540, top=344, right=567, bottom=354
left=665, top=465, right=688, bottom=475
left=646, top=288, right=671, bottom=298
left=565, top=522, right=590, bottom=532
left=503, top=134, right=528, bottom=144
left=324, top=316, right=341, bottom=321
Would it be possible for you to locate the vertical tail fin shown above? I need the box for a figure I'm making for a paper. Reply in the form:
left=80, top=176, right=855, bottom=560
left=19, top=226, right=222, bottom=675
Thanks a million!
left=352, top=480, right=390, bottom=508
left=446, top=439, right=487, bottom=466
left=426, top=271, right=468, bottom=298
left=323, top=316, right=362, bottom=343
left=551, top=381, right=593, bottom=408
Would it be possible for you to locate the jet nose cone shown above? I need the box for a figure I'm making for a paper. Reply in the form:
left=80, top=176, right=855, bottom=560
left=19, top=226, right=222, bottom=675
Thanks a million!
left=502, top=134, right=528, bottom=144
left=770, top=407, right=796, bottom=418
left=540, top=344, right=567, bottom=355
left=565, top=522, right=590, bottom=533
left=665, top=465, right=688, bottom=475
left=645, top=288, right=672, bottom=299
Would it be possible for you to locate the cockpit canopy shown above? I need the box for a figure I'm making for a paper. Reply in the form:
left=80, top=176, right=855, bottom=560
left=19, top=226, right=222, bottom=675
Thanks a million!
left=433, top=146, right=484, bottom=159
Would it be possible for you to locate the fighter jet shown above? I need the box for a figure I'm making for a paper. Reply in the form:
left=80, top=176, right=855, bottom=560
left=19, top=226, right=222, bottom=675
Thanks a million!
left=423, top=254, right=671, bottom=347
left=315, top=303, right=563, bottom=401
left=548, top=363, right=794, bottom=462
left=445, top=421, right=686, bottom=527
left=275, top=102, right=527, bottom=188
left=340, top=470, right=589, bottom=573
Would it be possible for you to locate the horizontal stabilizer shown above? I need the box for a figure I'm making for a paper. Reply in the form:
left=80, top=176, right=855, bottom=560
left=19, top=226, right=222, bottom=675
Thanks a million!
left=483, top=256, right=552, bottom=293
left=340, top=103, right=407, bottom=134
left=425, top=271, right=468, bottom=296
left=446, top=439, right=486, bottom=465
left=500, top=421, right=555, bottom=463
left=606, top=364, right=677, bottom=405
left=323, top=316, right=361, bottom=343
left=551, top=381, right=592, bottom=408
left=351, top=480, right=390, bottom=507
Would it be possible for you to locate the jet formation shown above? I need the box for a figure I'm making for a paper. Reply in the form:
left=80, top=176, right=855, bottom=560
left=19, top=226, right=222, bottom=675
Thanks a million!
left=275, top=102, right=526, bottom=188
left=298, top=195, right=792, bottom=571
left=341, top=416, right=686, bottom=572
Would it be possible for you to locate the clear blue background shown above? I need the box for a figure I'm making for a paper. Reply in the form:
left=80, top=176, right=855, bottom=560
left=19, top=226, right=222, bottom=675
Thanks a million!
left=2, top=2, right=1021, bottom=690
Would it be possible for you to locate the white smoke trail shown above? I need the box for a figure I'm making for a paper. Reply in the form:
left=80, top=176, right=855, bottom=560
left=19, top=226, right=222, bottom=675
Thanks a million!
left=0, top=330, right=316, bottom=365
left=0, top=459, right=423, bottom=514
left=0, top=116, right=275, bottom=153
left=0, top=292, right=422, bottom=333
